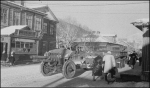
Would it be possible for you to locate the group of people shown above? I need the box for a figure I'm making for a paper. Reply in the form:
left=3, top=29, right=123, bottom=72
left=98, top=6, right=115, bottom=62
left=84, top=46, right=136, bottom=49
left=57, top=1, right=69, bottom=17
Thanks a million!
left=92, top=51, right=117, bottom=84
left=92, top=50, right=142, bottom=84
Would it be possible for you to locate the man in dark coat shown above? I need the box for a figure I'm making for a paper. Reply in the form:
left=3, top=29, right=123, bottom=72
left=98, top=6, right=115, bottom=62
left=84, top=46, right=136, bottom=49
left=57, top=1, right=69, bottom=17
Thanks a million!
left=129, top=51, right=137, bottom=69
left=92, top=54, right=103, bottom=81
left=9, top=51, right=15, bottom=66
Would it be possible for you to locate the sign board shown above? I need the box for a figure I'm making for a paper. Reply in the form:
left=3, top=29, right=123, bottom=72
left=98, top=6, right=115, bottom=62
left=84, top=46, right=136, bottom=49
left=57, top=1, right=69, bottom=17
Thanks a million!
left=14, top=38, right=35, bottom=42
left=16, top=30, right=37, bottom=37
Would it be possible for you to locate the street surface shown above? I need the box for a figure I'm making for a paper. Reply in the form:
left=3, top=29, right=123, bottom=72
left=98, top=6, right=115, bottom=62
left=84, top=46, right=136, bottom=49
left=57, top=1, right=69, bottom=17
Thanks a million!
left=1, top=62, right=149, bottom=87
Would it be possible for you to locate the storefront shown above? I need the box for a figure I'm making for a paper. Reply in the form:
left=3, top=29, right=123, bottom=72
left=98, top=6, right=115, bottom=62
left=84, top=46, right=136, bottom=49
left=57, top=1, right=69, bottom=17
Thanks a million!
left=1, top=25, right=39, bottom=62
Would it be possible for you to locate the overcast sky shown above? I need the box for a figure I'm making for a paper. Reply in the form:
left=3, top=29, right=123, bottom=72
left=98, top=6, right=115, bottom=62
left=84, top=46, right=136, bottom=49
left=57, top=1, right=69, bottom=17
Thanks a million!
left=25, top=1, right=149, bottom=39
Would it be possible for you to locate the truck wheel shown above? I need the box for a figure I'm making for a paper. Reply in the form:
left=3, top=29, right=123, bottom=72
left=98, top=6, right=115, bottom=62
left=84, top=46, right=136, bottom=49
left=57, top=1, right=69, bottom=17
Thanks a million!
left=62, top=60, right=76, bottom=79
left=41, top=61, right=56, bottom=76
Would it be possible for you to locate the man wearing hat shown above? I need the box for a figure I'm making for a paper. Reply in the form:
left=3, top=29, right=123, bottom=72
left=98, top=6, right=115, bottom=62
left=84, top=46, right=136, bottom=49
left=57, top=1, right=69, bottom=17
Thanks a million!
left=102, top=51, right=116, bottom=83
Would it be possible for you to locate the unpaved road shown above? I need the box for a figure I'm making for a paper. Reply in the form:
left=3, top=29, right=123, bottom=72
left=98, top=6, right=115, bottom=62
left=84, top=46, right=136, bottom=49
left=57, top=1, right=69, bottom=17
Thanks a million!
left=1, top=62, right=149, bottom=87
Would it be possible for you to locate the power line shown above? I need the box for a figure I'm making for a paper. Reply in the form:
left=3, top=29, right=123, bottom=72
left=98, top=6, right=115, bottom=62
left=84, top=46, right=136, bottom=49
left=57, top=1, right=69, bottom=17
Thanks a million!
left=25, top=1, right=149, bottom=7
left=52, top=11, right=149, bottom=14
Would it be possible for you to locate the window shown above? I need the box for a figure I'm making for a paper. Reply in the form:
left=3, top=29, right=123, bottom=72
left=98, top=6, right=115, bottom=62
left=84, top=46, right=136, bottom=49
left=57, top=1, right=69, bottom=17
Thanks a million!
left=1, top=8, right=9, bottom=26
left=26, top=14, right=33, bottom=29
left=113, top=47, right=120, bottom=50
left=21, top=42, right=24, bottom=48
left=11, top=40, right=15, bottom=48
left=25, top=42, right=30, bottom=48
left=16, top=41, right=21, bottom=48
left=29, top=43, right=33, bottom=48
left=9, top=9, right=14, bottom=26
left=99, top=46, right=106, bottom=51
left=14, top=11, right=20, bottom=25
left=34, top=16, right=42, bottom=31
left=43, top=23, right=47, bottom=33
left=50, top=24, right=54, bottom=35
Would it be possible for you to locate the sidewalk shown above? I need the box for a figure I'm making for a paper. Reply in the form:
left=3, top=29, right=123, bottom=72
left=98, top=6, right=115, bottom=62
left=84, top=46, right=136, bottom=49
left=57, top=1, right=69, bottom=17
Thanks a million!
left=118, top=62, right=142, bottom=75
left=116, top=62, right=142, bottom=82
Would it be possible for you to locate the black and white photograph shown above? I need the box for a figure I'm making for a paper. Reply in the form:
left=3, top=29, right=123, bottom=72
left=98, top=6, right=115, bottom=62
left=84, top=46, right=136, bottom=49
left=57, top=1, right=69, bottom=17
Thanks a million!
left=1, top=0, right=149, bottom=87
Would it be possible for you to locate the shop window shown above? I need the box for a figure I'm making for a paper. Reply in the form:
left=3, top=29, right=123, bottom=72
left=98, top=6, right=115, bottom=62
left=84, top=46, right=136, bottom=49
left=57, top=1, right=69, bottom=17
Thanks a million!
left=1, top=7, right=9, bottom=26
left=11, top=43, right=15, bottom=48
left=21, top=42, right=24, bottom=48
left=25, top=42, right=30, bottom=48
left=14, top=11, right=20, bottom=25
left=16, top=41, right=21, bottom=48
left=29, top=43, right=33, bottom=48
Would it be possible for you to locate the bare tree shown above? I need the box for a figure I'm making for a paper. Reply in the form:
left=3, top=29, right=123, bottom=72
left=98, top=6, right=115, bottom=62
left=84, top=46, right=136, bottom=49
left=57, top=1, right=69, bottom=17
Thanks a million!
left=57, top=18, right=81, bottom=50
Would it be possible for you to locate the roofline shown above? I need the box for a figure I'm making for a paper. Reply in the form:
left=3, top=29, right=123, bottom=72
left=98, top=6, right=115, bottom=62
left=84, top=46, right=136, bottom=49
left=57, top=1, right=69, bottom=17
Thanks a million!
left=118, top=40, right=135, bottom=48
left=1, top=1, right=46, bottom=16
left=32, top=5, right=59, bottom=23
left=47, top=6, right=59, bottom=23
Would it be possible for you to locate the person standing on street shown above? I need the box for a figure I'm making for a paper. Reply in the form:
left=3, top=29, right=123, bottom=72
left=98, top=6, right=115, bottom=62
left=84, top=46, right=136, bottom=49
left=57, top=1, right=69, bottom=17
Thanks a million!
left=102, top=51, right=116, bottom=83
left=129, top=51, right=136, bottom=69
left=92, top=54, right=103, bottom=81
left=10, top=50, right=15, bottom=66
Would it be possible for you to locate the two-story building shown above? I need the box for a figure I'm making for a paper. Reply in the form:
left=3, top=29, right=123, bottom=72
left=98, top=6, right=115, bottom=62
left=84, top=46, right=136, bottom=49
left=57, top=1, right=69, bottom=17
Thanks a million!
left=1, top=1, right=58, bottom=63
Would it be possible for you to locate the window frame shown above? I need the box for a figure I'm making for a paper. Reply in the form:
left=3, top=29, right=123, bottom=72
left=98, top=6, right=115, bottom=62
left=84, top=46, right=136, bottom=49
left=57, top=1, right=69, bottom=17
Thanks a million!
left=43, top=22, right=48, bottom=33
left=26, top=13, right=33, bottom=29
left=1, top=7, right=9, bottom=26
left=50, top=24, right=54, bottom=35
left=34, top=15, right=42, bottom=31
left=14, top=11, right=21, bottom=25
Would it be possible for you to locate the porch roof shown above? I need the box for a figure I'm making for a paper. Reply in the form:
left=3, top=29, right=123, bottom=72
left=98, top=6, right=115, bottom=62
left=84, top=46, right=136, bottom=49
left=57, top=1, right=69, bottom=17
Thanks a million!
left=131, top=18, right=149, bottom=31
left=1, top=25, right=28, bottom=35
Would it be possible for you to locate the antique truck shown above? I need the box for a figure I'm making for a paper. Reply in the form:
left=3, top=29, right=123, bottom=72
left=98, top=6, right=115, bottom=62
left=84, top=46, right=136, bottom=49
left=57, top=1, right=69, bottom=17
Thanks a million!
left=32, top=47, right=127, bottom=79
left=32, top=48, right=93, bottom=79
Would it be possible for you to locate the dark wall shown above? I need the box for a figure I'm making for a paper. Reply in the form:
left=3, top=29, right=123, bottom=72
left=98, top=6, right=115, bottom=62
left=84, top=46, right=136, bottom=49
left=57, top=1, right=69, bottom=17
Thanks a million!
left=142, top=28, right=149, bottom=81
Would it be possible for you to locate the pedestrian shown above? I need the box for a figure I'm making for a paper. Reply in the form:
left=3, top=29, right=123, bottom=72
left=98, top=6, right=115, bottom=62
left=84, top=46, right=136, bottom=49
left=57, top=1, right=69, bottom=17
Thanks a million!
left=102, top=51, right=117, bottom=84
left=129, top=51, right=136, bottom=69
left=9, top=50, right=15, bottom=66
left=92, top=54, right=103, bottom=81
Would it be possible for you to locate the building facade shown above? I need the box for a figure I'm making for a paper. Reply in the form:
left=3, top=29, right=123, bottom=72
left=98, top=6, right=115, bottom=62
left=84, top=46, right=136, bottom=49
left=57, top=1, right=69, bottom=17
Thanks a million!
left=1, top=1, right=58, bottom=62
left=132, top=18, right=149, bottom=81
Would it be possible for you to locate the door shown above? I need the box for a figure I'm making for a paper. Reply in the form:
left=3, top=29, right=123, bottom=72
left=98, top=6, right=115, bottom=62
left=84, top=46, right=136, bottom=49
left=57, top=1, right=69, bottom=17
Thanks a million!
left=41, top=41, right=48, bottom=55
left=1, top=43, right=8, bottom=61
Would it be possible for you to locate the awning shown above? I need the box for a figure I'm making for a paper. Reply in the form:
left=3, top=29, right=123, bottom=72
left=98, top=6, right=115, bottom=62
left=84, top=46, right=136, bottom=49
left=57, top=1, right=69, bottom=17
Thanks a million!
left=131, top=18, right=149, bottom=30
left=1, top=25, right=28, bottom=35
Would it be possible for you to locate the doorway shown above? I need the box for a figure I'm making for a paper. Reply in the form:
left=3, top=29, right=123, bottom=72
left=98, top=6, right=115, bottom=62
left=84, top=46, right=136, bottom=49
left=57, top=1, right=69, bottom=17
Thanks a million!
left=41, top=41, right=48, bottom=55
left=1, top=42, right=8, bottom=61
